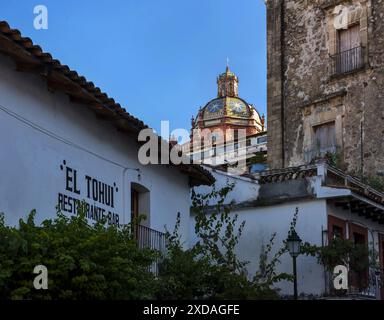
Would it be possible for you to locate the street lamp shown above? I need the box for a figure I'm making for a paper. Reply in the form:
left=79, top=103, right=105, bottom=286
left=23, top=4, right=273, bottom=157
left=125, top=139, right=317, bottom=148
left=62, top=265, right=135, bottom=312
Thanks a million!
left=287, top=229, right=302, bottom=300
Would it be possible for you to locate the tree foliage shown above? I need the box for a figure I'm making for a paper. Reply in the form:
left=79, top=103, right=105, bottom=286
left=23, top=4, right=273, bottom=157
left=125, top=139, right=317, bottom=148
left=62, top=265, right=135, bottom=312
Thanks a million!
left=0, top=205, right=156, bottom=300
left=0, top=185, right=295, bottom=300
left=301, top=237, right=370, bottom=275
left=157, top=182, right=292, bottom=300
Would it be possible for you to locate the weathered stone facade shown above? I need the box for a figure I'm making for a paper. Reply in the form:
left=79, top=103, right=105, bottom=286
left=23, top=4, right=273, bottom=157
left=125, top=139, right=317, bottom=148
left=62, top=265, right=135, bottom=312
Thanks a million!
left=267, top=0, right=384, bottom=178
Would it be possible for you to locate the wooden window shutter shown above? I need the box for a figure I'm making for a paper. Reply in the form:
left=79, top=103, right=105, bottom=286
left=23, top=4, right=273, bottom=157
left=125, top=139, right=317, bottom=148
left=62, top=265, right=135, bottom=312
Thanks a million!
left=314, top=122, right=336, bottom=151
left=339, top=24, right=360, bottom=52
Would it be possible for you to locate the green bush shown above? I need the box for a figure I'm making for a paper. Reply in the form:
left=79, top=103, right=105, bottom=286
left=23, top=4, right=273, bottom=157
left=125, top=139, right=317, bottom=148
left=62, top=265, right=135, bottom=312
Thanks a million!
left=156, top=183, right=291, bottom=300
left=0, top=186, right=293, bottom=300
left=301, top=237, right=372, bottom=293
left=0, top=206, right=157, bottom=300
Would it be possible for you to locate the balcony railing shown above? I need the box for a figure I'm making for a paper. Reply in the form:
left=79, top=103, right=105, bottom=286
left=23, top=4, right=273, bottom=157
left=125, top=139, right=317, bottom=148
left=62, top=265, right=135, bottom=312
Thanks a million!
left=330, top=46, right=364, bottom=76
left=137, top=224, right=166, bottom=253
left=325, top=268, right=384, bottom=299
left=135, top=224, right=166, bottom=276
left=356, top=268, right=383, bottom=299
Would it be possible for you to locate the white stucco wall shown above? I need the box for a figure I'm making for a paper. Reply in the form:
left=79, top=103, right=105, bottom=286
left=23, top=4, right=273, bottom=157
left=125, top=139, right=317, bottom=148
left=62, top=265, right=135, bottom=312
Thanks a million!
left=0, top=54, right=189, bottom=241
left=190, top=199, right=328, bottom=296
left=191, top=168, right=329, bottom=296
left=233, top=200, right=327, bottom=296
left=195, top=168, right=260, bottom=205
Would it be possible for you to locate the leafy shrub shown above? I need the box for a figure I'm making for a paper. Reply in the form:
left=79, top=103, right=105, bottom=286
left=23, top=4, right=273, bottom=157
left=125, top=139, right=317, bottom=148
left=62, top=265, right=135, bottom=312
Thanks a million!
left=0, top=206, right=157, bottom=300
left=156, top=183, right=291, bottom=300
left=301, top=237, right=371, bottom=293
left=0, top=186, right=294, bottom=300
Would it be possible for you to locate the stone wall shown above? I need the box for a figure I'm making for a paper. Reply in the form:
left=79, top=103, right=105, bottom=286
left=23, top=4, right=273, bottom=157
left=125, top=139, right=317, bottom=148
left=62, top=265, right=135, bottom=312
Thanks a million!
left=267, top=0, right=384, bottom=177
left=267, top=0, right=285, bottom=169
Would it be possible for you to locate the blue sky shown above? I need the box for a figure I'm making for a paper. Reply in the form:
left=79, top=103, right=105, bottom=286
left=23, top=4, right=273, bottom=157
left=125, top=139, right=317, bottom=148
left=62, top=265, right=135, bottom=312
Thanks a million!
left=2, top=0, right=266, bottom=134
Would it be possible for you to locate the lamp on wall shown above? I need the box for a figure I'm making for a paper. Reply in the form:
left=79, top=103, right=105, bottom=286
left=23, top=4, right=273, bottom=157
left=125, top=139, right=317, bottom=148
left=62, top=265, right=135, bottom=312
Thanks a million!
left=286, top=229, right=302, bottom=300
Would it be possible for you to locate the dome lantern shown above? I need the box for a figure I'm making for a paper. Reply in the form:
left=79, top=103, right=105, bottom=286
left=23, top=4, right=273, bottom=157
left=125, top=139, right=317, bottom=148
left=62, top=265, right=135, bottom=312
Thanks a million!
left=192, top=65, right=264, bottom=139
left=217, top=64, right=239, bottom=98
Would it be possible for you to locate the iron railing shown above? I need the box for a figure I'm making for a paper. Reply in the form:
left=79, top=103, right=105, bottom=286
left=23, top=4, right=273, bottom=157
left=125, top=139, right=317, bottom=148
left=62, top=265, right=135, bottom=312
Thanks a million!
left=137, top=224, right=166, bottom=253
left=357, top=268, right=382, bottom=299
left=324, top=267, right=384, bottom=300
left=136, top=224, right=166, bottom=275
left=330, top=46, right=364, bottom=76
left=344, top=268, right=384, bottom=299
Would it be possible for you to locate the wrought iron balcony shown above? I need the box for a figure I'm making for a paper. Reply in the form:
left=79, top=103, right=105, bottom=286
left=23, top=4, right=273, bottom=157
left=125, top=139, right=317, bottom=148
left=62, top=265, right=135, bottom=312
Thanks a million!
left=330, top=46, right=365, bottom=76
left=323, top=268, right=383, bottom=299
left=355, top=268, right=383, bottom=299
left=135, top=224, right=166, bottom=276
left=136, top=224, right=166, bottom=253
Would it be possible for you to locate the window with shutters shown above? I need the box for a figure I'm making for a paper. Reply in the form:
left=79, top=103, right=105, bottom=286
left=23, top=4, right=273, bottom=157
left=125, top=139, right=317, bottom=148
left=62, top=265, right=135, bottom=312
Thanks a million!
left=339, top=24, right=362, bottom=72
left=328, top=3, right=369, bottom=76
left=313, top=122, right=337, bottom=155
left=339, top=24, right=360, bottom=53
left=332, top=24, right=364, bottom=75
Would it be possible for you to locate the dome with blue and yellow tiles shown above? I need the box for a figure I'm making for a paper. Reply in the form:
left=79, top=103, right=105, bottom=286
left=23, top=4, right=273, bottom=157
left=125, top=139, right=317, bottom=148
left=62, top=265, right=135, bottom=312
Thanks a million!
left=192, top=66, right=264, bottom=135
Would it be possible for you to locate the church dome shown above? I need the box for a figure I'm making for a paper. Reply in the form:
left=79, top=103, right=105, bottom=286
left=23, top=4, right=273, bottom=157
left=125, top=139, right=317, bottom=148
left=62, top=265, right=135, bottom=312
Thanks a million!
left=192, top=66, right=264, bottom=134
left=200, top=96, right=263, bottom=126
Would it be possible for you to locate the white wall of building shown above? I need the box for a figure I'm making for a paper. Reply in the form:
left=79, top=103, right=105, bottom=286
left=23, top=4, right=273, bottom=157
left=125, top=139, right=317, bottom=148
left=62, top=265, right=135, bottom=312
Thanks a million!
left=233, top=200, right=327, bottom=296
left=0, top=55, right=189, bottom=241
left=190, top=199, right=327, bottom=296
left=191, top=168, right=328, bottom=296
left=195, top=168, right=260, bottom=205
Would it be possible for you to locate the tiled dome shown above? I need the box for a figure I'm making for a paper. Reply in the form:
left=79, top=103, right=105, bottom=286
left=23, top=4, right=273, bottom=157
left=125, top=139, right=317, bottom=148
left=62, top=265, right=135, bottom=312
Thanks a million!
left=192, top=66, right=264, bottom=133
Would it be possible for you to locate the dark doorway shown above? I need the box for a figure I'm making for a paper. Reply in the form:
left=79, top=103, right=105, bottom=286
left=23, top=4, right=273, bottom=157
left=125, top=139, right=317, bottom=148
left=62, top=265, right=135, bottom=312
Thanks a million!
left=349, top=224, right=368, bottom=291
